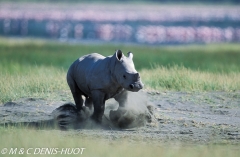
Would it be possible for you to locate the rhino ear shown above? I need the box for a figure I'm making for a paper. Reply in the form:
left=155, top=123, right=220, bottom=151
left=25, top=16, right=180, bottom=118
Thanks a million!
left=116, top=50, right=123, bottom=61
left=128, top=52, right=133, bottom=59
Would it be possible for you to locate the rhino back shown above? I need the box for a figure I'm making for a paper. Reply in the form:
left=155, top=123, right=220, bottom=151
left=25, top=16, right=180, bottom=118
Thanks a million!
left=68, top=53, right=109, bottom=96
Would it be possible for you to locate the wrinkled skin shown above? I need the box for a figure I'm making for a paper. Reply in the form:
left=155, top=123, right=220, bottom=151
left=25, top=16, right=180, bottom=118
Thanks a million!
left=67, top=50, right=144, bottom=123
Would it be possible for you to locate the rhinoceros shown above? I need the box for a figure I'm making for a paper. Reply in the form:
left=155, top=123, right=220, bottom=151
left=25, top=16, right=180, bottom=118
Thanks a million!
left=67, top=50, right=144, bottom=123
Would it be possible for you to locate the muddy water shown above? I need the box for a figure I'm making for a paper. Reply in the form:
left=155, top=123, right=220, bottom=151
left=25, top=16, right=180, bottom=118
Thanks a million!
left=0, top=91, right=239, bottom=145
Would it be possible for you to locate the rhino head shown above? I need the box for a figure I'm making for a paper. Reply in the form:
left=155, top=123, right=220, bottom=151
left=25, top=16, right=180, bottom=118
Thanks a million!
left=113, top=50, right=144, bottom=92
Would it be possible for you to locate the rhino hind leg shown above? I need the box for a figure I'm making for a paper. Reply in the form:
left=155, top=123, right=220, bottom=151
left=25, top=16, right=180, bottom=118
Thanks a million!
left=71, top=90, right=84, bottom=111
left=85, top=97, right=93, bottom=110
left=67, top=76, right=84, bottom=111
left=90, top=90, right=106, bottom=123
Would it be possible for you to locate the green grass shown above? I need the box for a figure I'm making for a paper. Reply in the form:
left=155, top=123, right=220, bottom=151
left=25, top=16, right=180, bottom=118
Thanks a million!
left=0, top=127, right=239, bottom=157
left=1, top=38, right=240, bottom=73
left=142, top=65, right=240, bottom=91
left=0, top=65, right=67, bottom=102
left=0, top=37, right=240, bottom=103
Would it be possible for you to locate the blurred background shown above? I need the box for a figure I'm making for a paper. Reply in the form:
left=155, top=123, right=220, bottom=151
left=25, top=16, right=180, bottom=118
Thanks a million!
left=0, top=0, right=240, bottom=45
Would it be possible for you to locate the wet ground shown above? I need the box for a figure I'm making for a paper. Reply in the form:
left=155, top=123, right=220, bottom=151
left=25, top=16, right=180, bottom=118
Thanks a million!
left=0, top=91, right=239, bottom=145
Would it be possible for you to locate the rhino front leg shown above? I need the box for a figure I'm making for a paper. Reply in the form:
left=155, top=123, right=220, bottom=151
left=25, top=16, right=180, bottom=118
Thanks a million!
left=110, top=90, right=128, bottom=124
left=90, top=90, right=106, bottom=123
left=114, top=90, right=128, bottom=107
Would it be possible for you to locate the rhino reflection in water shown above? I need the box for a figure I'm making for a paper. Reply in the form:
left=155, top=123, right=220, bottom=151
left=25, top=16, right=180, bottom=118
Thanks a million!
left=67, top=50, right=144, bottom=123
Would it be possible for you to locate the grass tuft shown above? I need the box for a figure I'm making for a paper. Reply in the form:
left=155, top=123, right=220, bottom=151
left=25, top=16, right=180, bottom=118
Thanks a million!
left=0, top=65, right=67, bottom=103
left=141, top=65, right=240, bottom=91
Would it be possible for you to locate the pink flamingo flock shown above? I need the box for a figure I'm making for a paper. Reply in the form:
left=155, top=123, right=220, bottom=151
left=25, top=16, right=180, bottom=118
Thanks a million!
left=0, top=3, right=239, bottom=44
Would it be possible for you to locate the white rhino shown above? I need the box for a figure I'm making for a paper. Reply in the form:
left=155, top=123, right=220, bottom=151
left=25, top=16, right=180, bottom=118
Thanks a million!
left=67, top=50, right=144, bottom=123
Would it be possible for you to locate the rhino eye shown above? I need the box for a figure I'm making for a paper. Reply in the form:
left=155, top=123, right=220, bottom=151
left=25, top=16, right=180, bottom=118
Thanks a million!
left=123, top=75, right=126, bottom=79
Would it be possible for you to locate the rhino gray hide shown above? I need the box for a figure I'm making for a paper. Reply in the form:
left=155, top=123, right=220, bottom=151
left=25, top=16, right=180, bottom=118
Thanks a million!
left=67, top=50, right=144, bottom=123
